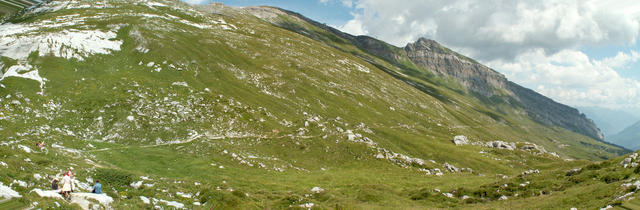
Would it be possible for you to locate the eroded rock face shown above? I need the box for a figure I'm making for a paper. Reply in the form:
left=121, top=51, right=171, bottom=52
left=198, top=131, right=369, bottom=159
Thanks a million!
left=404, top=38, right=507, bottom=97
left=402, top=38, right=604, bottom=141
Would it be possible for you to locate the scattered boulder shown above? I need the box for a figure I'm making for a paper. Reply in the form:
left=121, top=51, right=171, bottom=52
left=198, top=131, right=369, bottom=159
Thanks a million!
left=620, top=153, right=639, bottom=168
left=566, top=168, right=582, bottom=176
left=487, top=141, right=515, bottom=150
left=434, top=168, right=444, bottom=176
left=443, top=163, right=459, bottom=172
left=498, top=195, right=508, bottom=200
left=451, top=135, right=470, bottom=145
left=520, top=145, right=536, bottom=150
left=621, top=180, right=640, bottom=189
left=521, top=169, right=540, bottom=176
left=130, top=181, right=143, bottom=189
left=311, top=187, right=324, bottom=193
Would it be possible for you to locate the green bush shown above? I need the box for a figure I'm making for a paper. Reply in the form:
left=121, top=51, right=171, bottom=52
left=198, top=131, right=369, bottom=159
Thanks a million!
left=600, top=171, right=630, bottom=184
left=585, top=163, right=603, bottom=170
left=410, top=188, right=436, bottom=201
left=94, top=168, right=134, bottom=189
left=231, top=189, right=246, bottom=198
left=199, top=188, right=241, bottom=208
left=452, top=187, right=471, bottom=198
left=567, top=175, right=587, bottom=183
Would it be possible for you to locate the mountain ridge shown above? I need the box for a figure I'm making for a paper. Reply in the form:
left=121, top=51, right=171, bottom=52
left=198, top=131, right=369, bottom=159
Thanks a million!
left=242, top=5, right=606, bottom=142
left=609, top=120, right=640, bottom=150
left=579, top=106, right=640, bottom=137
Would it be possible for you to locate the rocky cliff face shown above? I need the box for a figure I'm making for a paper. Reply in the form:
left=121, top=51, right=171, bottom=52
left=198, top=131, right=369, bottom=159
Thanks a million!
left=404, top=38, right=507, bottom=96
left=401, top=38, right=604, bottom=141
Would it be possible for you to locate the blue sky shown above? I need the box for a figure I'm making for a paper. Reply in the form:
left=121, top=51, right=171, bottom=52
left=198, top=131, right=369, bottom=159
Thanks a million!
left=185, top=0, right=640, bottom=113
left=213, top=0, right=354, bottom=26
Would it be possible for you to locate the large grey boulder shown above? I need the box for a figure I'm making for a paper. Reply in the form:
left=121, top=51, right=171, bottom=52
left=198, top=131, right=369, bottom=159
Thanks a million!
left=451, top=135, right=470, bottom=145
left=443, top=163, right=459, bottom=172
left=487, top=141, right=515, bottom=150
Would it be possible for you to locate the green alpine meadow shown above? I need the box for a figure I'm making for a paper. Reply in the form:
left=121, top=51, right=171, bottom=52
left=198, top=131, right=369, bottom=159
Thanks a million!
left=0, top=0, right=639, bottom=209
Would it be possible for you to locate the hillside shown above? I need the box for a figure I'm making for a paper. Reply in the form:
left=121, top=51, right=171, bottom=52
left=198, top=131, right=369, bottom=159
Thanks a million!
left=249, top=7, right=606, bottom=142
left=0, top=0, right=634, bottom=209
left=609, top=121, right=640, bottom=150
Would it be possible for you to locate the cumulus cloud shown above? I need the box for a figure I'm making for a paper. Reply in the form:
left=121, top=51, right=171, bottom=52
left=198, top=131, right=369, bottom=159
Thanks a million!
left=337, top=0, right=640, bottom=110
left=487, top=49, right=640, bottom=109
left=341, top=0, right=354, bottom=8
left=342, top=0, right=640, bottom=61
left=319, top=0, right=330, bottom=5
left=336, top=15, right=368, bottom=35
left=602, top=51, right=640, bottom=69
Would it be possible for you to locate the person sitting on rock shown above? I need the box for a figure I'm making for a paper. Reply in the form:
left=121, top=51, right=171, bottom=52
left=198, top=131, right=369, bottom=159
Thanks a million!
left=51, top=178, right=59, bottom=191
left=92, top=180, right=102, bottom=194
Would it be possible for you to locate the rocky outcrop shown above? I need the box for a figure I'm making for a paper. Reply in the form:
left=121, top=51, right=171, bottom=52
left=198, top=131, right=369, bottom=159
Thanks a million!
left=620, top=153, right=639, bottom=168
left=402, top=38, right=604, bottom=141
left=451, top=135, right=561, bottom=158
left=404, top=38, right=508, bottom=96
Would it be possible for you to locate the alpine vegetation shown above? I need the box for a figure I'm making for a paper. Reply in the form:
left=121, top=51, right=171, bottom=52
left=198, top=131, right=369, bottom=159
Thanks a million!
left=0, top=0, right=636, bottom=209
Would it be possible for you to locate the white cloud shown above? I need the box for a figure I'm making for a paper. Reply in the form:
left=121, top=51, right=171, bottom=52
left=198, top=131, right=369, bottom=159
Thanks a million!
left=487, top=49, right=640, bottom=109
left=336, top=0, right=640, bottom=110
left=336, top=15, right=368, bottom=35
left=341, top=0, right=353, bottom=8
left=342, top=0, right=640, bottom=61
left=319, top=0, right=330, bottom=5
left=602, top=51, right=640, bottom=69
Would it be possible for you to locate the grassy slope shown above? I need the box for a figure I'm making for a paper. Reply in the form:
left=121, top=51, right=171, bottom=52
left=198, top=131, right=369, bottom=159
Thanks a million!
left=247, top=6, right=627, bottom=160
left=0, top=0, right=633, bottom=209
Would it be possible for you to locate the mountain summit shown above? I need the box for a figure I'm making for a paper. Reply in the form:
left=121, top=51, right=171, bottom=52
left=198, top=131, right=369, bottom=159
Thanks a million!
left=247, top=6, right=605, bottom=142
left=0, top=0, right=634, bottom=209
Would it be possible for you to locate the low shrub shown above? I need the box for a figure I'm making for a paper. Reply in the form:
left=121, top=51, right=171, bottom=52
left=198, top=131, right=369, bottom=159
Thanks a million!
left=600, top=171, right=630, bottom=184
left=199, top=188, right=241, bottom=208
left=94, top=168, right=134, bottom=189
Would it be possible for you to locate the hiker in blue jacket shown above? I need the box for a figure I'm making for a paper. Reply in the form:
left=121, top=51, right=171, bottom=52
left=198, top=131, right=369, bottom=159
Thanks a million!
left=92, top=180, right=102, bottom=194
